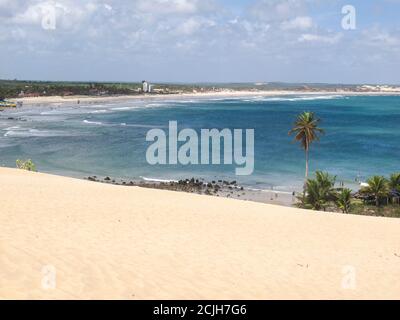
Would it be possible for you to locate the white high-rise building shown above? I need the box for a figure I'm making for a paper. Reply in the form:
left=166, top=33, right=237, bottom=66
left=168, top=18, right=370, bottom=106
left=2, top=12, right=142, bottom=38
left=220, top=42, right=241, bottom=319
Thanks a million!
left=142, top=80, right=149, bottom=93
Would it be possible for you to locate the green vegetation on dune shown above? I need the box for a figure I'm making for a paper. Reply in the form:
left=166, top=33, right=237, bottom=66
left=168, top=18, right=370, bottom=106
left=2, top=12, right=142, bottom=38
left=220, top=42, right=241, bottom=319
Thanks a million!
left=290, top=111, right=400, bottom=217
left=336, top=188, right=352, bottom=214
left=0, top=80, right=214, bottom=98
left=16, top=159, right=37, bottom=172
left=0, top=79, right=370, bottom=99
left=0, top=80, right=143, bottom=98
left=296, top=170, right=400, bottom=216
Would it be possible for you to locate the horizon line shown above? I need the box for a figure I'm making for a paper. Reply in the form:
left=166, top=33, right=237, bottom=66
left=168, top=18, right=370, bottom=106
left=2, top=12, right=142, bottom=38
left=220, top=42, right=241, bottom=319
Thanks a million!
left=1, top=79, right=400, bottom=87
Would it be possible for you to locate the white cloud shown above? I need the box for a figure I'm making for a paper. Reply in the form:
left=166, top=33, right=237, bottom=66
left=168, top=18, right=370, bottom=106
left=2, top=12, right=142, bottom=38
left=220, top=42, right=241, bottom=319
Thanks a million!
left=298, top=33, right=342, bottom=44
left=281, top=16, right=313, bottom=30
left=249, top=0, right=309, bottom=22
left=240, top=20, right=270, bottom=35
left=12, top=2, right=48, bottom=24
left=362, top=28, right=399, bottom=47
left=135, top=0, right=215, bottom=15
left=176, top=17, right=215, bottom=35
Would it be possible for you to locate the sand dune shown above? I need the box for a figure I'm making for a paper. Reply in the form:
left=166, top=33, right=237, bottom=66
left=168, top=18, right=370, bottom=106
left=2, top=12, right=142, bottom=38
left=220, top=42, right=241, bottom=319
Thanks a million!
left=1, top=167, right=399, bottom=299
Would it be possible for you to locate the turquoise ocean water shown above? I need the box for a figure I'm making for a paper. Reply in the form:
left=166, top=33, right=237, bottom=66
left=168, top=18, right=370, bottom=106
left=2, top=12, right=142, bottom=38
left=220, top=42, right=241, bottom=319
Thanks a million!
left=0, top=94, right=399, bottom=192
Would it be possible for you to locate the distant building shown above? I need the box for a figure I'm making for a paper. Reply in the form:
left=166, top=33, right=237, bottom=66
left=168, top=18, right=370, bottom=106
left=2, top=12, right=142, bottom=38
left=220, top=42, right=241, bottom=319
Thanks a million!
left=142, top=80, right=149, bottom=93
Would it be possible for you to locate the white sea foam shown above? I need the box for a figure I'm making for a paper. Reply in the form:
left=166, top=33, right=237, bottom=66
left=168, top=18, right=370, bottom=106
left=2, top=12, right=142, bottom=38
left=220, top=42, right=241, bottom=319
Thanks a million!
left=122, top=123, right=167, bottom=128
left=140, top=176, right=178, bottom=183
left=83, top=120, right=103, bottom=125
left=246, top=187, right=293, bottom=195
left=110, top=106, right=139, bottom=111
left=4, top=126, right=21, bottom=131
left=40, top=111, right=57, bottom=115
left=242, top=95, right=344, bottom=103
left=3, top=128, right=77, bottom=138
left=110, top=102, right=171, bottom=109
left=147, top=103, right=164, bottom=107
left=207, top=98, right=232, bottom=101
left=287, top=95, right=344, bottom=101
left=40, top=108, right=84, bottom=115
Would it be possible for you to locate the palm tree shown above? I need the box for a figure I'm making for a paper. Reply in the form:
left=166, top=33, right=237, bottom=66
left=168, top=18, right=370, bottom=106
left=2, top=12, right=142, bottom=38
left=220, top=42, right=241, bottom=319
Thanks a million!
left=361, top=176, right=389, bottom=207
left=299, top=171, right=336, bottom=211
left=389, top=173, right=400, bottom=191
left=315, top=171, right=336, bottom=193
left=336, top=188, right=352, bottom=213
left=289, top=112, right=324, bottom=181
left=302, top=179, right=327, bottom=211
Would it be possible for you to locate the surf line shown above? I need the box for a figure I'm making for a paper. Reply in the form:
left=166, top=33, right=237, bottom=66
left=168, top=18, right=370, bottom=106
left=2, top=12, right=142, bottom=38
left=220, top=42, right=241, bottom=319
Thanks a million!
left=145, top=121, right=255, bottom=176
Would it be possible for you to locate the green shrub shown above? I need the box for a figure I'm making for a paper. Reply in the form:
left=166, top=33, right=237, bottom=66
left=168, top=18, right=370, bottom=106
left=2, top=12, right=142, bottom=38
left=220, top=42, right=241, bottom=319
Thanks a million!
left=16, top=159, right=37, bottom=172
left=389, top=173, right=400, bottom=192
left=360, top=176, right=389, bottom=207
left=297, top=171, right=336, bottom=211
left=335, top=188, right=352, bottom=213
left=351, top=203, right=400, bottom=218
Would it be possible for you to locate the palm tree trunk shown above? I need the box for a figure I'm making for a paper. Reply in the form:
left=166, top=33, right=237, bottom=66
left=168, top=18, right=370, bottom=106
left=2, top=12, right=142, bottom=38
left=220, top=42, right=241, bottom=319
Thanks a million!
left=303, top=149, right=309, bottom=196
left=375, top=196, right=379, bottom=207
left=305, top=149, right=309, bottom=179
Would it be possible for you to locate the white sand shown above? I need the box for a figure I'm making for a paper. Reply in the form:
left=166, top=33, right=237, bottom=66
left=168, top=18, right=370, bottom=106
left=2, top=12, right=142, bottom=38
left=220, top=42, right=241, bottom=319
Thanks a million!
left=10, top=90, right=400, bottom=106
left=1, top=167, right=400, bottom=299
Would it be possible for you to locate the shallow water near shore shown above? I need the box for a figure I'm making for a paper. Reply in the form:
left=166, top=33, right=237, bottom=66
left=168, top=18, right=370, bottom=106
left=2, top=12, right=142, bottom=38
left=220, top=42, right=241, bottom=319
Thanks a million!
left=0, top=94, right=399, bottom=195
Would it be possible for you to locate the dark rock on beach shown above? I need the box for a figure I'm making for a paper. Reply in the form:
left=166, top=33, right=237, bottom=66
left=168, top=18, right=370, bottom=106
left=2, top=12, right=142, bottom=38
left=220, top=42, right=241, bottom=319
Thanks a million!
left=84, top=175, right=294, bottom=207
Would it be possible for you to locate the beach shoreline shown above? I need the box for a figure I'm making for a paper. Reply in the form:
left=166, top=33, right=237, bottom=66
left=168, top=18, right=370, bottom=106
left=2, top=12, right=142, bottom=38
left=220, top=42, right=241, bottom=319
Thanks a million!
left=9, top=90, right=400, bottom=106
left=83, top=174, right=296, bottom=207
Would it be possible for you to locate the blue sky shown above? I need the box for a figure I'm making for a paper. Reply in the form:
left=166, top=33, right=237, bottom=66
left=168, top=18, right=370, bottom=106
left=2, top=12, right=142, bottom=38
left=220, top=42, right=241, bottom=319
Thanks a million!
left=0, top=0, right=399, bottom=84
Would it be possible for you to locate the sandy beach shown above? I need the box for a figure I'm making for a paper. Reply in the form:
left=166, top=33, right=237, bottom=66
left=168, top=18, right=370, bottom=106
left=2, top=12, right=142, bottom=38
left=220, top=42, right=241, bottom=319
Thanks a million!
left=9, top=90, right=400, bottom=106
left=1, top=167, right=399, bottom=299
